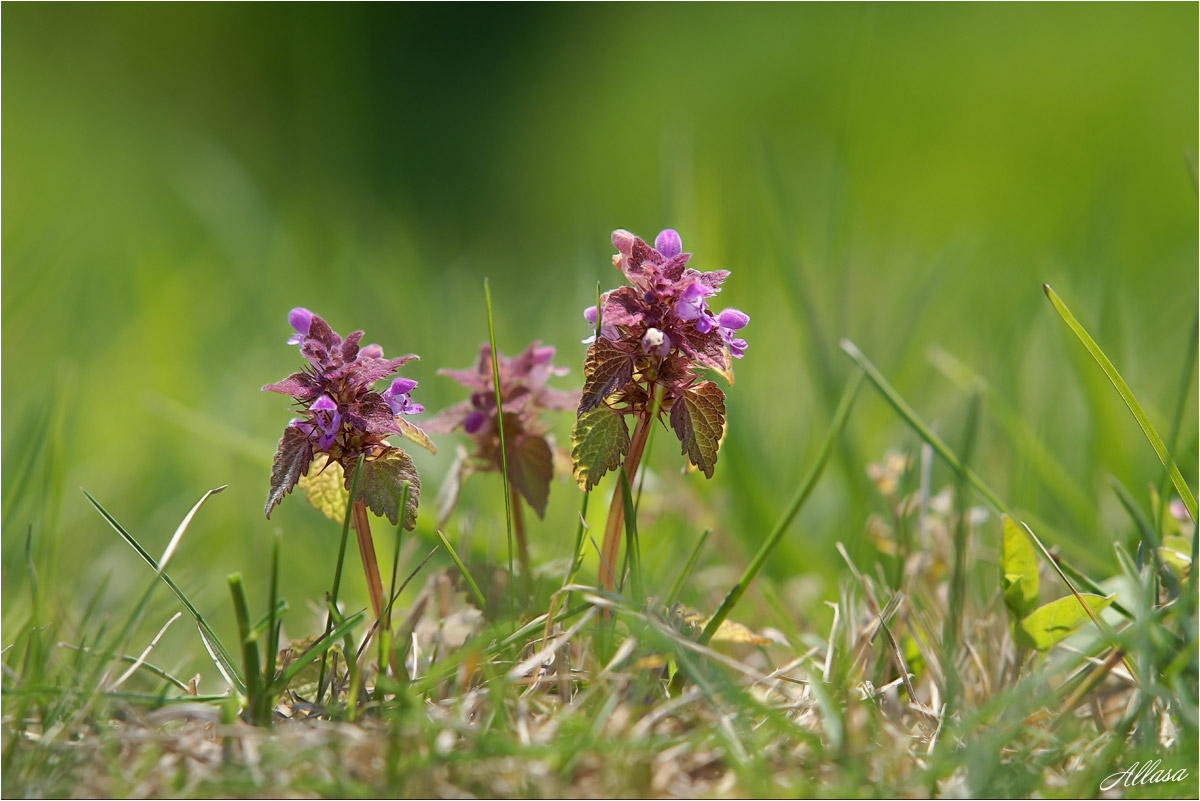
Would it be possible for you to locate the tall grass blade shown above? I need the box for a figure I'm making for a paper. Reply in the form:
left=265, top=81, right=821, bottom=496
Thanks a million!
left=618, top=467, right=643, bottom=603
left=665, top=529, right=709, bottom=608
left=698, top=369, right=864, bottom=648
left=840, top=339, right=1135, bottom=620
left=944, top=385, right=982, bottom=715
left=82, top=487, right=243, bottom=692
left=1043, top=284, right=1197, bottom=524
left=484, top=277, right=516, bottom=617
left=435, top=530, right=487, bottom=611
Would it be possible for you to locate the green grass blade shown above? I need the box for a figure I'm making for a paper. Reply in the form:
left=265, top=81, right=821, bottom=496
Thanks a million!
left=227, top=573, right=262, bottom=718
left=698, top=369, right=864, bottom=647
left=928, top=346, right=1097, bottom=530
left=484, top=278, right=516, bottom=618
left=618, top=467, right=643, bottom=603
left=273, top=609, right=367, bottom=691
left=82, top=488, right=244, bottom=693
left=435, top=530, right=487, bottom=611
left=841, top=339, right=1135, bottom=621
left=944, top=385, right=983, bottom=716
left=316, top=454, right=365, bottom=705
left=665, top=529, right=709, bottom=608
left=840, top=339, right=1008, bottom=514
left=1043, top=284, right=1197, bottom=524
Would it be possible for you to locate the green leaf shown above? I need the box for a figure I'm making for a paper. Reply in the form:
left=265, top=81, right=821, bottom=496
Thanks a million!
left=265, top=425, right=313, bottom=518
left=1043, top=284, right=1197, bottom=524
left=578, top=339, right=634, bottom=413
left=1001, top=515, right=1039, bottom=619
left=353, top=448, right=421, bottom=529
left=1015, top=593, right=1115, bottom=651
left=299, top=454, right=348, bottom=524
left=571, top=405, right=630, bottom=491
left=670, top=381, right=726, bottom=478
left=508, top=433, right=553, bottom=518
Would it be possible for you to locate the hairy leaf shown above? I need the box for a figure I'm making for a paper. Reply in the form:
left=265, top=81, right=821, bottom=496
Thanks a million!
left=1001, top=515, right=1039, bottom=619
left=1015, top=593, right=1114, bottom=651
left=265, top=425, right=313, bottom=518
left=508, top=434, right=554, bottom=518
left=354, top=448, right=421, bottom=529
left=571, top=405, right=630, bottom=491
left=578, top=339, right=634, bottom=413
left=670, top=381, right=726, bottom=478
left=262, top=372, right=320, bottom=397
left=299, top=454, right=348, bottom=524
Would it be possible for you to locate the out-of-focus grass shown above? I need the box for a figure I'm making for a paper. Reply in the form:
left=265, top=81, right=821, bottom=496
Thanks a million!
left=2, top=4, right=1196, bottom=674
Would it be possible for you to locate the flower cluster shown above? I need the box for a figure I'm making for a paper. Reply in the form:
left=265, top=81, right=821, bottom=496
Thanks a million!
left=426, top=341, right=578, bottom=520
left=263, top=308, right=425, bottom=528
left=571, top=228, right=748, bottom=488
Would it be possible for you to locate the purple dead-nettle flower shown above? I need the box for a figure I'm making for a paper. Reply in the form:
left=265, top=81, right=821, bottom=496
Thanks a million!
left=425, top=341, right=579, bottom=524
left=572, top=227, right=748, bottom=591
left=573, top=227, right=750, bottom=484
left=263, top=308, right=428, bottom=529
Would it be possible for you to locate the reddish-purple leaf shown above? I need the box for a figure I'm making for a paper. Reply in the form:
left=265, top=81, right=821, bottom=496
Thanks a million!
left=507, top=434, right=554, bottom=519
left=265, top=425, right=314, bottom=518
left=263, top=372, right=320, bottom=397
left=578, top=339, right=634, bottom=413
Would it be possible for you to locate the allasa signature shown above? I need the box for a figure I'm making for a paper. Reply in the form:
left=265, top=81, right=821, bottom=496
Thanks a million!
left=1101, top=759, right=1190, bottom=792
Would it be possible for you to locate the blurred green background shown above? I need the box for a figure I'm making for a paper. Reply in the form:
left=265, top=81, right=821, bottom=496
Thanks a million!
left=3, top=4, right=1196, bottom=674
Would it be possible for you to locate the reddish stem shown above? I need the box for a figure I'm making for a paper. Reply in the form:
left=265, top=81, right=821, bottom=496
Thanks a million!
left=599, top=409, right=654, bottom=592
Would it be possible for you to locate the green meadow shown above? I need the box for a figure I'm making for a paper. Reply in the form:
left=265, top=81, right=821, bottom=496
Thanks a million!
left=3, top=5, right=1196, bottom=797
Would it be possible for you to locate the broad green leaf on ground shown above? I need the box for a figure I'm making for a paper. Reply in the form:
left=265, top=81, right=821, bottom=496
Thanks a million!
left=508, top=433, right=553, bottom=518
left=395, top=417, right=437, bottom=454
left=578, top=339, right=634, bottom=413
left=571, top=405, right=630, bottom=491
left=353, top=448, right=421, bottom=529
left=670, top=381, right=726, bottom=478
left=265, top=425, right=313, bottom=518
left=1001, top=515, right=1039, bottom=619
left=299, top=454, right=348, bottom=524
left=1015, top=593, right=1115, bottom=651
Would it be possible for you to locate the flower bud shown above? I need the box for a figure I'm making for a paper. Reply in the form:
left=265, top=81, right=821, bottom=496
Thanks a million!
left=654, top=229, right=682, bottom=258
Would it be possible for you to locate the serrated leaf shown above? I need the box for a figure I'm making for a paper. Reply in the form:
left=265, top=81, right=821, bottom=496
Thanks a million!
left=353, top=448, right=421, bottom=529
left=670, top=381, right=726, bottom=478
left=1001, top=515, right=1039, bottom=619
left=508, top=434, right=553, bottom=518
left=299, top=454, right=348, bottom=524
left=571, top=405, right=630, bottom=491
left=396, top=417, right=437, bottom=454
left=1015, top=593, right=1114, bottom=651
left=578, top=339, right=634, bottom=413
left=265, top=425, right=313, bottom=518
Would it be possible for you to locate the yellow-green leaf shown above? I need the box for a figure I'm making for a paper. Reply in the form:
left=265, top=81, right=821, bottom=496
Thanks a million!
left=1001, top=515, right=1039, bottom=619
left=1015, top=593, right=1115, bottom=651
left=396, top=417, right=437, bottom=454
left=299, top=453, right=348, bottom=524
left=571, top=405, right=630, bottom=491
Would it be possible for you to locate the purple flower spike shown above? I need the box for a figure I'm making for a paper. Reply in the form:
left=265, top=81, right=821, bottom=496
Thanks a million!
left=287, top=307, right=313, bottom=345
left=655, top=229, right=682, bottom=258
left=717, top=308, right=749, bottom=330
